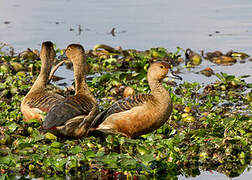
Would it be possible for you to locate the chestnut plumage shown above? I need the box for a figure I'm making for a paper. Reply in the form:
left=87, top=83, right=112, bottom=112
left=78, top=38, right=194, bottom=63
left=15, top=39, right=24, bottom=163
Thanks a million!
left=91, top=61, right=173, bottom=138
left=21, top=41, right=64, bottom=121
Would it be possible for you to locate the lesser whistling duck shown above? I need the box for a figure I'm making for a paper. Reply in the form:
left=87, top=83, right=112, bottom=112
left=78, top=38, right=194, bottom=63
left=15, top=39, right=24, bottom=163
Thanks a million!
left=21, top=41, right=64, bottom=121
left=90, top=61, right=174, bottom=138
left=42, top=44, right=98, bottom=138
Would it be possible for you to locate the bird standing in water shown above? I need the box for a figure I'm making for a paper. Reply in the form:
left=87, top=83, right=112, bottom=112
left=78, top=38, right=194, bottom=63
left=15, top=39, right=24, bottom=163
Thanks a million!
left=91, top=61, right=175, bottom=138
left=21, top=41, right=64, bottom=122
left=43, top=44, right=98, bottom=138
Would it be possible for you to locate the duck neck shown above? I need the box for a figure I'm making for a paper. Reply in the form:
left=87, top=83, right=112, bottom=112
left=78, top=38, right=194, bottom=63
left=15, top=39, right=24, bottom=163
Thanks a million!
left=148, top=77, right=170, bottom=102
left=29, top=60, right=50, bottom=93
left=73, top=55, right=92, bottom=97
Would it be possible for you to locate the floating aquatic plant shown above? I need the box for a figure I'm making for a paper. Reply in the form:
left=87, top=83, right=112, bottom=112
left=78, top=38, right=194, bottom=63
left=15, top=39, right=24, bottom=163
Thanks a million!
left=0, top=44, right=251, bottom=179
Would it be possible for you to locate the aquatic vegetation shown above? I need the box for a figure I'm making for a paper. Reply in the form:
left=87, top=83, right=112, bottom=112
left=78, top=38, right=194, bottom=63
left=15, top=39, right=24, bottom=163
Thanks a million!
left=185, top=48, right=202, bottom=67
left=200, top=67, right=215, bottom=77
left=202, top=49, right=250, bottom=66
left=0, top=44, right=251, bottom=179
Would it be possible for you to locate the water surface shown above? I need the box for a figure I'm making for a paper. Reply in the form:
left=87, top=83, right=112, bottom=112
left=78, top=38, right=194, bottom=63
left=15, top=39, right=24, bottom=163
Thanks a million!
left=1, top=0, right=252, bottom=52
left=1, top=0, right=251, bottom=83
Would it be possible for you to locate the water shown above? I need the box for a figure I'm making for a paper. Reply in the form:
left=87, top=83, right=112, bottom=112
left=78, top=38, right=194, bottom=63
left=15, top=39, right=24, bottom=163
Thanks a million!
left=1, top=0, right=252, bottom=52
left=0, top=0, right=251, bottom=83
left=179, top=169, right=252, bottom=180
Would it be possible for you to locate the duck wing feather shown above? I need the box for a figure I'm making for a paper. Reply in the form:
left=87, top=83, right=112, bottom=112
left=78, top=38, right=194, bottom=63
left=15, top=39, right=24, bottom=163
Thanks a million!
left=27, top=92, right=64, bottom=112
left=91, top=94, right=154, bottom=128
left=43, top=94, right=94, bottom=129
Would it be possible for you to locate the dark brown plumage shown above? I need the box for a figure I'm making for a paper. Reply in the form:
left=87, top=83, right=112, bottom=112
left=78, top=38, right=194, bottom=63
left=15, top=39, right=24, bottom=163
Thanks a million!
left=43, top=44, right=98, bottom=138
left=21, top=41, right=64, bottom=121
left=91, top=61, right=173, bottom=138
left=43, top=94, right=94, bottom=129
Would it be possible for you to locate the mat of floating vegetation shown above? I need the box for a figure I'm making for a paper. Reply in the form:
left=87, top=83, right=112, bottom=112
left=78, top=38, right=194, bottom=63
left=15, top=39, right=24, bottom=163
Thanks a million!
left=0, top=44, right=251, bottom=179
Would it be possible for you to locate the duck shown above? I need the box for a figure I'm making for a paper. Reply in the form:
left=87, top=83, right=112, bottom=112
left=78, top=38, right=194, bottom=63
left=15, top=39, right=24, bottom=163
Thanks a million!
left=185, top=48, right=201, bottom=66
left=90, top=61, right=174, bottom=138
left=21, top=41, right=64, bottom=122
left=42, top=44, right=98, bottom=138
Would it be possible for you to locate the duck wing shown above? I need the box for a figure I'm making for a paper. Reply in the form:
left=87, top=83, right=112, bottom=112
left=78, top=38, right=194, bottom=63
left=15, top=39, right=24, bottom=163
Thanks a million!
left=27, top=92, right=64, bottom=112
left=91, top=94, right=154, bottom=128
left=43, top=94, right=94, bottom=129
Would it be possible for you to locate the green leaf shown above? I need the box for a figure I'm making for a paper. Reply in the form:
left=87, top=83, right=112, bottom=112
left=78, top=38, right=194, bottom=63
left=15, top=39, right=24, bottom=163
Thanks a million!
left=0, top=155, right=12, bottom=165
left=53, top=157, right=68, bottom=171
left=139, top=154, right=155, bottom=165
left=51, top=142, right=63, bottom=148
left=84, top=150, right=96, bottom=159
left=239, top=75, right=250, bottom=79
left=223, top=117, right=234, bottom=125
left=45, top=132, right=57, bottom=140
left=69, top=145, right=82, bottom=154
left=137, top=145, right=151, bottom=155
left=31, top=128, right=44, bottom=142
left=66, top=156, right=78, bottom=170
left=120, top=158, right=137, bottom=169
left=24, top=118, right=41, bottom=124
left=6, top=122, right=18, bottom=133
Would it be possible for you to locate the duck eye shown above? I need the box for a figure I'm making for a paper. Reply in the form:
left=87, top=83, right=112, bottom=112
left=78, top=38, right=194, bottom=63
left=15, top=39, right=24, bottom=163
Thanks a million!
left=160, top=66, right=164, bottom=69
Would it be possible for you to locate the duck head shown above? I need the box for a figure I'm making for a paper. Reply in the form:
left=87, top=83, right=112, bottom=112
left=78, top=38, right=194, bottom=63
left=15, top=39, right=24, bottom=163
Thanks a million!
left=65, top=44, right=85, bottom=64
left=40, top=41, right=56, bottom=75
left=147, top=61, right=171, bottom=82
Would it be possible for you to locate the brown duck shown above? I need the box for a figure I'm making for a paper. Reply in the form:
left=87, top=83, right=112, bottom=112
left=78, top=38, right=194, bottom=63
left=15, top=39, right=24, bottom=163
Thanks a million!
left=21, top=41, right=64, bottom=121
left=90, top=61, right=173, bottom=138
left=42, top=44, right=98, bottom=138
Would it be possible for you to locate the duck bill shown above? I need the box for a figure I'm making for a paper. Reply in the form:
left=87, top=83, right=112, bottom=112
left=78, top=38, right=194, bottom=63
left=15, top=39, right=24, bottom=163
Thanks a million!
left=167, top=70, right=183, bottom=80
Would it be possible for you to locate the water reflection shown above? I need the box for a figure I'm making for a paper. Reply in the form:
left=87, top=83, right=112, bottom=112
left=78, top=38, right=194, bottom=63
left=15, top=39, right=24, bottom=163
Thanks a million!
left=6, top=165, right=252, bottom=180
left=179, top=167, right=252, bottom=180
